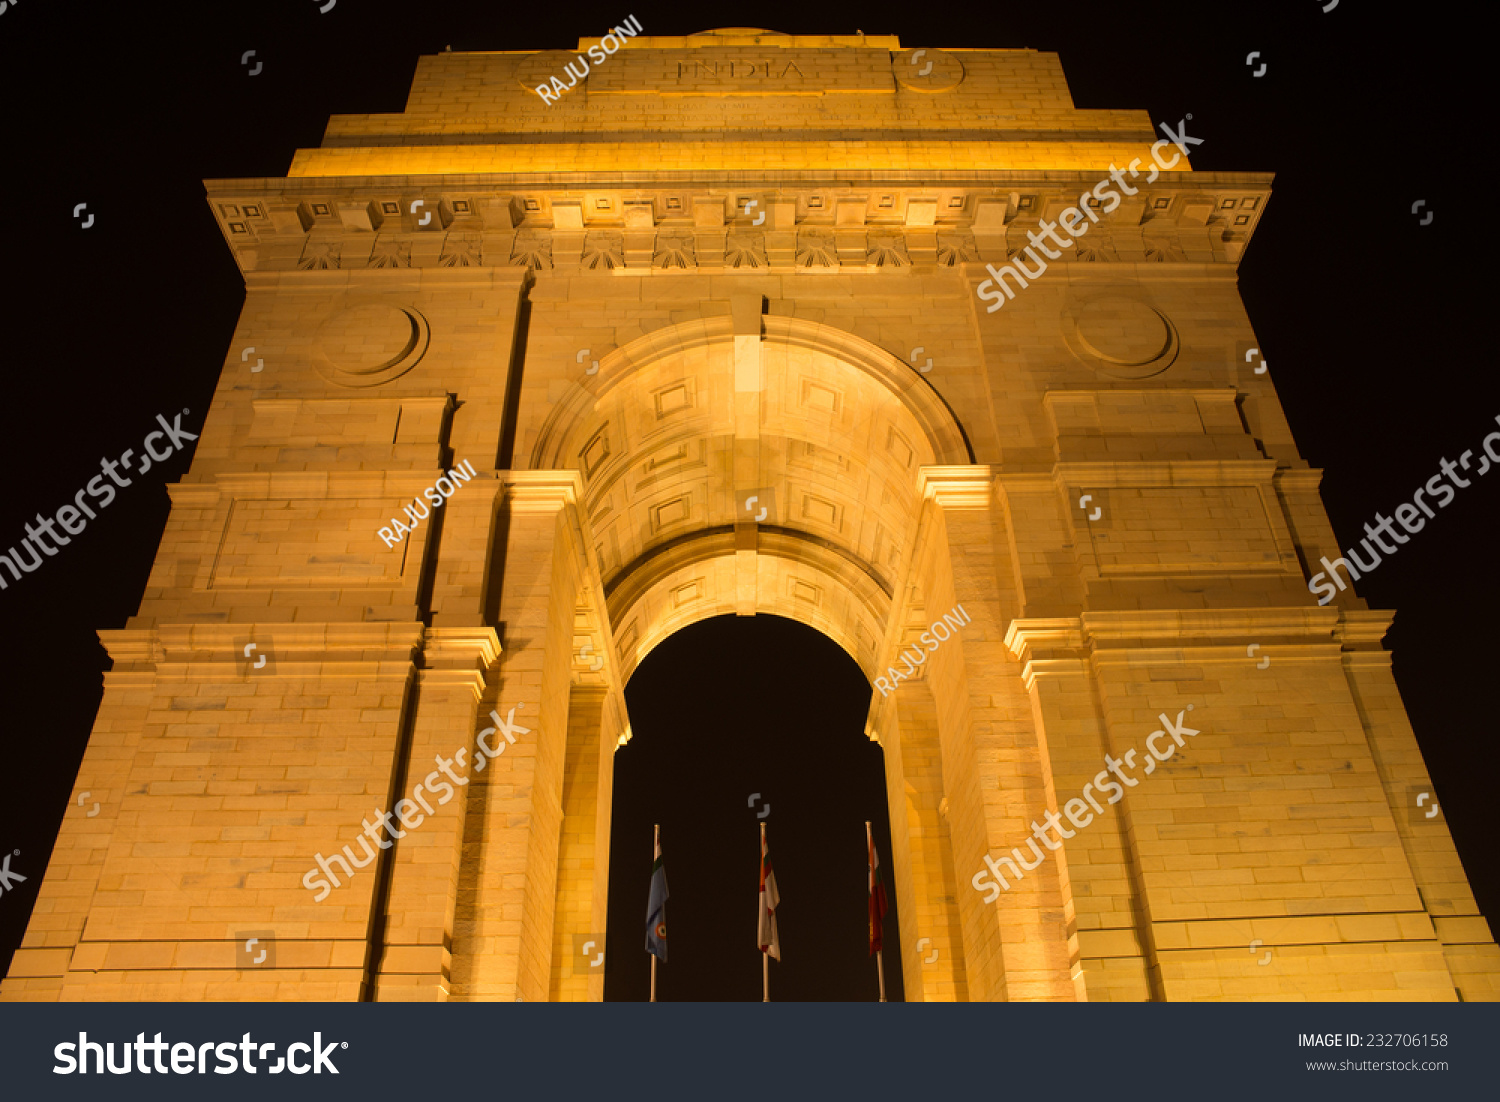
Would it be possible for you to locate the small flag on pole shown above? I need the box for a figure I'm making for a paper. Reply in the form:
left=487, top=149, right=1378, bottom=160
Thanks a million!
left=868, top=829, right=888, bottom=955
left=646, top=830, right=669, bottom=963
left=758, top=824, right=781, bottom=961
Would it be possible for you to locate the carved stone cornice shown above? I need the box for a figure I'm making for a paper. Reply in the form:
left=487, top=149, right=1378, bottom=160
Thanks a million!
left=99, top=623, right=429, bottom=677
left=1005, top=608, right=1359, bottom=685
left=168, top=469, right=472, bottom=504
left=206, top=175, right=1271, bottom=277
left=1079, top=607, right=1342, bottom=648
left=1053, top=458, right=1280, bottom=487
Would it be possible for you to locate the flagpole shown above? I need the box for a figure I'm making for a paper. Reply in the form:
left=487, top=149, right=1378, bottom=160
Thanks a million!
left=761, top=821, right=769, bottom=1003
left=867, top=821, right=886, bottom=1002
left=650, top=823, right=659, bottom=1003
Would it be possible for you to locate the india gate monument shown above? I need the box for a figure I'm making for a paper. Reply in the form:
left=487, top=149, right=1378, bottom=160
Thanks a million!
left=3, top=26, right=1495, bottom=1003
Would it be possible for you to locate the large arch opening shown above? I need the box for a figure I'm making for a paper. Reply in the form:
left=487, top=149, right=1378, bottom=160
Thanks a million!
left=522, top=311, right=978, bottom=1001
left=602, top=614, right=903, bottom=1001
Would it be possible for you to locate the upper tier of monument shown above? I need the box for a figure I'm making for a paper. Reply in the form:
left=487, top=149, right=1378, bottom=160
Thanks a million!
left=292, top=28, right=1168, bottom=178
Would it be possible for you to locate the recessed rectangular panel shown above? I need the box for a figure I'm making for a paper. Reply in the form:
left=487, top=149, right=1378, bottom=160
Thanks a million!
left=209, top=497, right=416, bottom=589
left=580, top=426, right=611, bottom=479
left=798, top=493, right=841, bottom=531
left=653, top=382, right=693, bottom=418
left=799, top=380, right=841, bottom=415
left=651, top=494, right=691, bottom=532
left=1089, top=486, right=1286, bottom=575
left=789, top=578, right=822, bottom=605
left=587, top=49, right=895, bottom=96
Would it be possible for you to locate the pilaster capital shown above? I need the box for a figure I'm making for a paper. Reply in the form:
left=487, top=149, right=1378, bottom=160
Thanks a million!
left=98, top=629, right=163, bottom=667
left=1274, top=467, right=1324, bottom=492
left=417, top=668, right=491, bottom=696
left=1003, top=618, right=1086, bottom=665
left=1333, top=609, right=1394, bottom=649
left=916, top=465, right=992, bottom=510
left=422, top=626, right=503, bottom=670
left=504, top=469, right=584, bottom=513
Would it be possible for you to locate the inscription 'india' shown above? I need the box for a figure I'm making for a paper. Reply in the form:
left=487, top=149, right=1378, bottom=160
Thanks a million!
left=676, top=60, right=806, bottom=79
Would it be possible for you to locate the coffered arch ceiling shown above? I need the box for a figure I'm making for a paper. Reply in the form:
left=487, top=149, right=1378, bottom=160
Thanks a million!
left=528, top=315, right=972, bottom=683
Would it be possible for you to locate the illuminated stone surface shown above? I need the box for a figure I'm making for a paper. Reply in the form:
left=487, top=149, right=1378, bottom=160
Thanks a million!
left=3, top=28, right=1495, bottom=1003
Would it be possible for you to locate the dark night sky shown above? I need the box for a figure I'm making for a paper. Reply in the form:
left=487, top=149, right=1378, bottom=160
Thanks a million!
left=0, top=2, right=1494, bottom=995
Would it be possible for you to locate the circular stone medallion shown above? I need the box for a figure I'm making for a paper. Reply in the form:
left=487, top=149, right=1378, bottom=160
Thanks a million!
left=313, top=301, right=430, bottom=388
left=1062, top=292, right=1179, bottom=379
left=894, top=49, right=964, bottom=93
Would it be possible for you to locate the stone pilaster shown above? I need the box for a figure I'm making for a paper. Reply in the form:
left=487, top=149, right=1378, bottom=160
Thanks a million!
left=883, top=686, right=967, bottom=1001
left=913, top=466, right=1077, bottom=1001
left=548, top=686, right=607, bottom=1001
left=1004, top=619, right=1152, bottom=1002
left=448, top=472, right=587, bottom=1001
left=374, top=627, right=501, bottom=1001
left=429, top=469, right=505, bottom=628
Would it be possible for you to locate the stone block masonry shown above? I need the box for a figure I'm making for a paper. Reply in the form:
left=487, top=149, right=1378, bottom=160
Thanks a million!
left=4, top=26, right=1495, bottom=1005
left=378, top=460, right=477, bottom=548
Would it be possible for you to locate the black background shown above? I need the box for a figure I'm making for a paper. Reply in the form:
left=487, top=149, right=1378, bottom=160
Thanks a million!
left=0, top=1, right=1493, bottom=998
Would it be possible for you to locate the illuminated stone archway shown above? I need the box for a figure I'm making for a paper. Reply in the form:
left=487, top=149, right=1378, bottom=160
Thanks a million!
left=12, top=27, right=1494, bottom=1007
left=530, top=310, right=969, bottom=678
left=498, top=310, right=985, bottom=1002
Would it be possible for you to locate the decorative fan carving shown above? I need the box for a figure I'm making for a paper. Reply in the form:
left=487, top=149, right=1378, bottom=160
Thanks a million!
left=511, top=231, right=554, bottom=270
left=653, top=235, right=696, bottom=269
left=725, top=234, right=767, bottom=269
left=796, top=233, right=837, bottom=268
left=440, top=235, right=481, bottom=267
left=936, top=234, right=978, bottom=267
left=298, top=240, right=340, bottom=270
left=367, top=237, right=410, bottom=268
left=1142, top=236, right=1185, bottom=262
left=582, top=231, right=624, bottom=270
left=866, top=234, right=910, bottom=268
